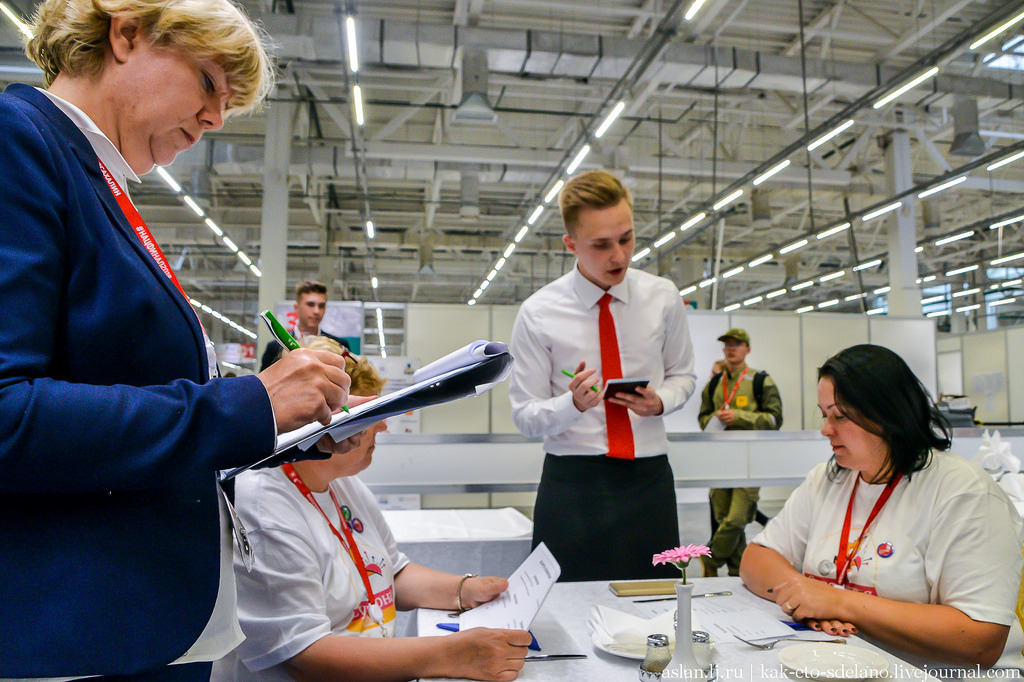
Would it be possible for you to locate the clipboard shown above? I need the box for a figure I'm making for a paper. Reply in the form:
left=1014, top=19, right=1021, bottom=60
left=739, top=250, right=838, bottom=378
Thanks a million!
left=221, top=350, right=513, bottom=480
left=607, top=579, right=678, bottom=597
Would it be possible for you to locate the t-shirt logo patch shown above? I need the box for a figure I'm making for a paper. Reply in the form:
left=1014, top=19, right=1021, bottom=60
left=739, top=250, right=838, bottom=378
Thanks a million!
left=735, top=395, right=748, bottom=407
left=877, top=542, right=894, bottom=558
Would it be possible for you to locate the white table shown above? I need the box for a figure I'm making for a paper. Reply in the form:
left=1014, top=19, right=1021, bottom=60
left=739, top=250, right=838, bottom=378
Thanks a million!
left=417, top=577, right=927, bottom=681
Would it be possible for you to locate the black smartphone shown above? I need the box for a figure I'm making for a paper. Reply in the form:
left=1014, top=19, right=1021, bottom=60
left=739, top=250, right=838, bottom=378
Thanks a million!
left=603, top=377, right=650, bottom=399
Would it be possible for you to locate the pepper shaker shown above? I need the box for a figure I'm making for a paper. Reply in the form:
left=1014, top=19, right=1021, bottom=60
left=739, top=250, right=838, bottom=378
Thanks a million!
left=639, top=633, right=671, bottom=681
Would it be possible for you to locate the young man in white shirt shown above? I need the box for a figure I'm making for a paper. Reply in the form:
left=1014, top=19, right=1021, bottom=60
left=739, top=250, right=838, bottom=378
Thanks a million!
left=260, top=280, right=349, bottom=370
left=509, top=170, right=697, bottom=581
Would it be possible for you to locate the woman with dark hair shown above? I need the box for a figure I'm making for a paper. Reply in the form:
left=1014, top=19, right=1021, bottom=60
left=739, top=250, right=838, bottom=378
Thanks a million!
left=740, top=344, right=1023, bottom=668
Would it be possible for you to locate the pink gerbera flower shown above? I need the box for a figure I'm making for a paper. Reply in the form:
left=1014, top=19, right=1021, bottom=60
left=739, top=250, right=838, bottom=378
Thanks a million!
left=652, top=544, right=711, bottom=584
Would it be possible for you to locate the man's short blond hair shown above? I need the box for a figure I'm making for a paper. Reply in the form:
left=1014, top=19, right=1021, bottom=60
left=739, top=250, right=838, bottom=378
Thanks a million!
left=26, top=0, right=275, bottom=116
left=558, top=170, right=633, bottom=236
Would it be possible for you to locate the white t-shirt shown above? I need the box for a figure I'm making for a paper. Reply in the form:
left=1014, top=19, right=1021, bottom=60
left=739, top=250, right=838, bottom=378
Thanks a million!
left=217, top=468, right=410, bottom=681
left=753, top=451, right=1024, bottom=667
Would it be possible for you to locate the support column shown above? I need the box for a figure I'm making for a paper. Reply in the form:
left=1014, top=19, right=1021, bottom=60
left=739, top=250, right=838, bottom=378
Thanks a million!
left=257, top=97, right=297, bottom=361
left=883, top=129, right=921, bottom=316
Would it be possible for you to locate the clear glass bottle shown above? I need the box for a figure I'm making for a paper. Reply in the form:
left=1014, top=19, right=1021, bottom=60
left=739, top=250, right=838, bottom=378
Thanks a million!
left=640, top=633, right=672, bottom=680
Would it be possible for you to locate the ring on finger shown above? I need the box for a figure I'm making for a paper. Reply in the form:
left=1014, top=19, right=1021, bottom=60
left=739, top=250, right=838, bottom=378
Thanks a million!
left=784, top=601, right=794, bottom=611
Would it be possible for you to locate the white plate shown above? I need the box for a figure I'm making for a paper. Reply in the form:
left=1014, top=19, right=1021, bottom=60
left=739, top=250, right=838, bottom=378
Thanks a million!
left=778, top=642, right=891, bottom=681
left=589, top=630, right=645, bottom=659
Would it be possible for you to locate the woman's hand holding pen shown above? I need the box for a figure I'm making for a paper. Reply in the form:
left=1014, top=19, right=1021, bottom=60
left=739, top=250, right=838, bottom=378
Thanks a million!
left=258, top=349, right=351, bottom=432
left=567, top=361, right=602, bottom=412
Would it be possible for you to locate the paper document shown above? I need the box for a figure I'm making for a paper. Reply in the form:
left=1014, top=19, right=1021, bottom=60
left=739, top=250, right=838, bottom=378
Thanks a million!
left=413, top=340, right=509, bottom=383
left=705, top=415, right=726, bottom=432
left=689, top=590, right=794, bottom=640
left=460, top=542, right=560, bottom=631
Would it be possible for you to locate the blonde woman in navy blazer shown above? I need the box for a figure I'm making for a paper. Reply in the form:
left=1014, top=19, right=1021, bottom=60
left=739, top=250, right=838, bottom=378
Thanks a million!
left=0, top=1, right=362, bottom=679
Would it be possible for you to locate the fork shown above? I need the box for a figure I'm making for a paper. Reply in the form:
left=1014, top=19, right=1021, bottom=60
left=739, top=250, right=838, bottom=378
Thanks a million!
left=733, top=635, right=848, bottom=650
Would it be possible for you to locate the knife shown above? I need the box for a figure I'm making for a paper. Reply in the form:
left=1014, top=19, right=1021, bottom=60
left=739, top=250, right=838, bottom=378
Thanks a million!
left=525, top=654, right=588, bottom=661
left=633, top=590, right=732, bottom=603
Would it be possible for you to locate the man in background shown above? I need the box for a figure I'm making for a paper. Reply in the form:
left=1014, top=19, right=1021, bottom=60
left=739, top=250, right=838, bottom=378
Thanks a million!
left=509, top=169, right=696, bottom=581
left=698, top=328, right=782, bottom=576
left=260, top=280, right=349, bottom=371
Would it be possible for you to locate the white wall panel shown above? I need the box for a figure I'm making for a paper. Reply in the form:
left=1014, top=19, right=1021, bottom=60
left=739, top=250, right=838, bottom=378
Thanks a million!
left=801, top=314, right=869, bottom=428
left=962, top=331, right=1009, bottom=423
left=869, top=317, right=938, bottom=399
left=490, top=305, right=519, bottom=433
left=730, top=311, right=803, bottom=431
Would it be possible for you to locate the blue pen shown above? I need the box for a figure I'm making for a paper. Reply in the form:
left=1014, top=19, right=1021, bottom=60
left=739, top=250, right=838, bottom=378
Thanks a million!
left=436, top=624, right=541, bottom=650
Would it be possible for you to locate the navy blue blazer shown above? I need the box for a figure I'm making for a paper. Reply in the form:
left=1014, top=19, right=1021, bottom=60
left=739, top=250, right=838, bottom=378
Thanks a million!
left=0, top=84, right=277, bottom=676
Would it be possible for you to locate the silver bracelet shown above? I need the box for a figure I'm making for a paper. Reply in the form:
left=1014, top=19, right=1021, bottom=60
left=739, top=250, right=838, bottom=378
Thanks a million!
left=456, top=573, right=477, bottom=612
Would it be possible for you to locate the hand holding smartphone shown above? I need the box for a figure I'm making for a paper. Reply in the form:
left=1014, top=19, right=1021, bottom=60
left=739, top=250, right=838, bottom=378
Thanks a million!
left=603, top=377, right=650, bottom=400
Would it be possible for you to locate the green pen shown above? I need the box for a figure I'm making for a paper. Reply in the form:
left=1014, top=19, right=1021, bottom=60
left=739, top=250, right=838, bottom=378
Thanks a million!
left=561, top=368, right=600, bottom=392
left=260, top=309, right=349, bottom=413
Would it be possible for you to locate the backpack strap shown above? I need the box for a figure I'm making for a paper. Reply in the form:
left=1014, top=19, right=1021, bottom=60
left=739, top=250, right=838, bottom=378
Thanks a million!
left=707, top=371, right=722, bottom=398
left=753, top=370, right=767, bottom=406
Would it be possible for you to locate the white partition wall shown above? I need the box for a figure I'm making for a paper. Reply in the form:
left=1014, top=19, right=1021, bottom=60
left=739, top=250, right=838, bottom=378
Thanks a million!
left=730, top=311, right=803, bottom=431
left=869, top=316, right=937, bottom=398
left=800, top=314, right=869, bottom=428
left=962, top=330, right=1010, bottom=423
left=490, top=305, right=519, bottom=434
left=1008, top=328, right=1024, bottom=424
left=663, top=310, right=730, bottom=433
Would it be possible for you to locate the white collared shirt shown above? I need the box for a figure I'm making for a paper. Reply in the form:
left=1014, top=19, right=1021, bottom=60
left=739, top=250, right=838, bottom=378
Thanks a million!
left=509, top=264, right=696, bottom=456
left=23, top=88, right=243, bottom=673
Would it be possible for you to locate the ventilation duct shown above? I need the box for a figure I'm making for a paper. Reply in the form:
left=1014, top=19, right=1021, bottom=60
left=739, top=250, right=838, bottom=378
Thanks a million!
left=921, top=199, right=941, bottom=229
left=460, top=171, right=480, bottom=218
left=419, top=237, right=436, bottom=274
left=950, top=97, right=986, bottom=157
left=750, top=188, right=771, bottom=226
left=453, top=48, right=497, bottom=124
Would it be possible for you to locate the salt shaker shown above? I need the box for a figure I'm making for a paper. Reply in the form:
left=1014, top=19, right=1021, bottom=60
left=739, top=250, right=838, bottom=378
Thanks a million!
left=692, top=630, right=713, bottom=671
left=639, top=634, right=671, bottom=681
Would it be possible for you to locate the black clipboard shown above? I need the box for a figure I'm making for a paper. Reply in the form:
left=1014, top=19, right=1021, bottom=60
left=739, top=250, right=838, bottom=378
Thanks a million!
left=221, top=352, right=513, bottom=480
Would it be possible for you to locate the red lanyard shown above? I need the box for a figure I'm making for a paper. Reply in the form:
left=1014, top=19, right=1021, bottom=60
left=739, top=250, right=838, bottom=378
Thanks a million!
left=722, top=367, right=748, bottom=408
left=281, top=464, right=377, bottom=606
left=97, top=159, right=190, bottom=302
left=836, top=472, right=903, bottom=586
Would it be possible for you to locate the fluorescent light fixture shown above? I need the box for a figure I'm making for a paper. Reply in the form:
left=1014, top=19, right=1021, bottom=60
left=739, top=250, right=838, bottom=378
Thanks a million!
left=969, top=9, right=1024, bottom=50
left=853, top=259, right=882, bottom=272
left=503, top=243, right=516, bottom=258
left=791, top=280, right=814, bottom=290
left=796, top=306, right=814, bottom=314
left=238, top=252, right=251, bottom=266
left=748, top=254, right=773, bottom=268
left=818, top=299, right=840, bottom=308
left=182, top=195, right=204, bottom=217
left=680, top=213, right=706, bottom=231
left=986, top=150, right=1024, bottom=172
left=680, top=285, right=697, bottom=297
left=922, top=275, right=936, bottom=282
left=723, top=303, right=741, bottom=312
left=222, top=236, right=238, bottom=253
left=956, top=303, right=980, bottom=312
left=473, top=288, right=482, bottom=298
left=201, top=304, right=213, bottom=314
left=699, top=277, right=716, bottom=288
left=926, top=309, right=950, bottom=318
left=544, top=180, right=564, bottom=203
left=366, top=220, right=375, bottom=239
left=952, top=287, right=981, bottom=298
left=480, top=279, right=489, bottom=290
left=722, top=266, right=744, bottom=279
left=917, top=175, right=966, bottom=199
left=632, top=247, right=651, bottom=262
left=594, top=101, right=625, bottom=139
left=989, top=214, right=1024, bottom=230
left=807, top=119, right=855, bottom=151
left=935, top=231, right=974, bottom=247
left=779, top=239, right=809, bottom=255
left=867, top=307, right=886, bottom=315
left=921, top=295, right=947, bottom=305
left=486, top=270, right=497, bottom=282
left=945, top=264, right=979, bottom=276
left=915, top=246, right=924, bottom=253
left=820, top=270, right=845, bottom=282
left=1003, top=279, right=1023, bottom=287
left=0, top=2, right=31, bottom=38
left=862, top=201, right=903, bottom=222
left=991, top=283, right=1000, bottom=290
left=371, top=276, right=378, bottom=289
left=155, top=167, right=181, bottom=193
left=992, top=251, right=1024, bottom=265
left=495, top=257, right=506, bottom=271
left=528, top=206, right=544, bottom=225
left=467, top=299, right=476, bottom=306
left=514, top=226, right=529, bottom=243
left=654, top=232, right=677, bottom=248
left=190, top=298, right=201, bottom=307
left=346, top=17, right=359, bottom=72
left=766, top=288, right=787, bottom=299
left=872, top=66, right=939, bottom=110
left=845, top=293, right=867, bottom=301
left=353, top=85, right=364, bottom=126
left=204, top=218, right=223, bottom=237
left=566, top=144, right=591, bottom=174
left=249, top=264, right=262, bottom=278
left=753, top=159, right=791, bottom=186
left=817, top=222, right=851, bottom=240
left=712, top=189, right=743, bottom=211
left=874, top=286, right=891, bottom=294
left=743, top=296, right=763, bottom=306
left=990, top=297, right=1017, bottom=307
left=684, top=0, right=708, bottom=21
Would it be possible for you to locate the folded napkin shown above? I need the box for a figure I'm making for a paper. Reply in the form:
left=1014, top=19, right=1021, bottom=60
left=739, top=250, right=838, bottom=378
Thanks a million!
left=976, top=430, right=1021, bottom=475
left=588, top=605, right=703, bottom=656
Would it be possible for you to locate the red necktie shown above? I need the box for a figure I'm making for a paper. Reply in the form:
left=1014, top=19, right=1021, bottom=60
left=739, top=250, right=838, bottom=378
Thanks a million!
left=598, top=293, right=635, bottom=459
